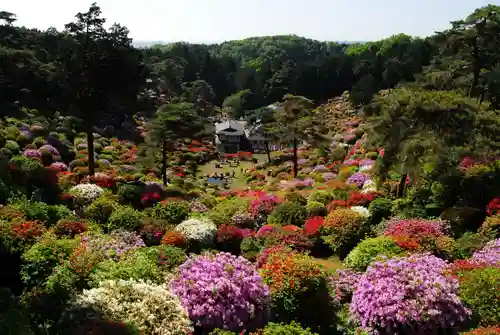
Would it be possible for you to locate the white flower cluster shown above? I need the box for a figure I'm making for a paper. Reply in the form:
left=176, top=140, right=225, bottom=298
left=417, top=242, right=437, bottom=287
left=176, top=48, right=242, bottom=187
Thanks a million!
left=350, top=206, right=371, bottom=218
left=175, top=217, right=217, bottom=246
left=69, top=183, right=104, bottom=202
left=75, top=279, right=193, bottom=335
left=361, top=179, right=377, bottom=194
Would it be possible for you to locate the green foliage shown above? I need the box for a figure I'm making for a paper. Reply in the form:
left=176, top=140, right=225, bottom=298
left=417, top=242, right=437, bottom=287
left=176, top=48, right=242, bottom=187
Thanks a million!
left=368, top=197, right=393, bottom=225
left=458, top=267, right=500, bottom=326
left=20, top=235, right=77, bottom=287
left=256, top=322, right=318, bottom=335
left=268, top=202, right=307, bottom=226
left=11, top=199, right=50, bottom=224
left=85, top=194, right=118, bottom=224
left=208, top=197, right=249, bottom=226
left=343, top=237, right=404, bottom=271
left=150, top=200, right=189, bottom=224
left=308, top=190, right=333, bottom=205
left=117, top=184, right=144, bottom=207
left=455, top=232, right=491, bottom=259
left=88, top=245, right=185, bottom=286
left=106, top=206, right=145, bottom=232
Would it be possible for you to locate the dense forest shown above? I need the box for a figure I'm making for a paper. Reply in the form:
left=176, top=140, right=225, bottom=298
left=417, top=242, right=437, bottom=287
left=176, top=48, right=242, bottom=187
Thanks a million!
left=3, top=4, right=500, bottom=123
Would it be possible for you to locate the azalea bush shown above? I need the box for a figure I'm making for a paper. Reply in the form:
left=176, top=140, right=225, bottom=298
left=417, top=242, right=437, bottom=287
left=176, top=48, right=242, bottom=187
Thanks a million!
left=171, top=252, right=271, bottom=332
left=328, top=269, right=361, bottom=305
left=75, top=279, right=193, bottom=335
left=321, top=208, right=366, bottom=256
left=260, top=250, right=336, bottom=333
left=350, top=254, right=470, bottom=334
left=343, top=236, right=405, bottom=271
left=150, top=199, right=189, bottom=225
left=174, top=217, right=217, bottom=250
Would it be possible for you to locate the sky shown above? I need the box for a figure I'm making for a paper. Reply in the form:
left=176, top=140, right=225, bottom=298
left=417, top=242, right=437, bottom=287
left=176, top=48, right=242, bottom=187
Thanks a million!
left=3, top=0, right=498, bottom=44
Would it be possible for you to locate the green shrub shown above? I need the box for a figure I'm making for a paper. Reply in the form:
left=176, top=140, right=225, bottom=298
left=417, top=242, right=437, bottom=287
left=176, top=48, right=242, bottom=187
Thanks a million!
left=20, top=235, right=77, bottom=287
left=88, top=245, right=185, bottom=286
left=106, top=206, right=145, bottom=232
left=3, top=127, right=20, bottom=141
left=11, top=200, right=50, bottom=224
left=85, top=195, right=118, bottom=224
left=308, top=190, right=333, bottom=206
left=458, top=267, right=500, bottom=326
left=0, top=147, right=12, bottom=158
left=10, top=155, right=44, bottom=174
left=284, top=192, right=307, bottom=205
left=117, top=184, right=143, bottom=207
left=150, top=200, right=189, bottom=225
left=164, top=185, right=185, bottom=198
left=256, top=321, right=318, bottom=335
left=47, top=205, right=74, bottom=226
left=208, top=197, right=249, bottom=226
left=455, top=232, right=491, bottom=259
left=368, top=197, right=392, bottom=225
left=268, top=202, right=307, bottom=227
left=343, top=237, right=404, bottom=271
left=306, top=201, right=327, bottom=217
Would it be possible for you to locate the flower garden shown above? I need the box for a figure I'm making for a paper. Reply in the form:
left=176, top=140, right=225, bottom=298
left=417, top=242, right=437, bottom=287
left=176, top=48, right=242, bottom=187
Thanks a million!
left=0, top=110, right=498, bottom=335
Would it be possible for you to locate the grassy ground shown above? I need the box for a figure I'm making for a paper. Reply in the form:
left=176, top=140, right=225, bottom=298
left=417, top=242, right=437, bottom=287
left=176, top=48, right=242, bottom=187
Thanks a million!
left=197, top=154, right=269, bottom=190
left=314, top=255, right=343, bottom=273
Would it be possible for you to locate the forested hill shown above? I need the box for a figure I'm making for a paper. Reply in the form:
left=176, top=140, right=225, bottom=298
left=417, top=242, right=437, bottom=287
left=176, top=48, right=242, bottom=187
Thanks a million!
left=2, top=4, right=500, bottom=123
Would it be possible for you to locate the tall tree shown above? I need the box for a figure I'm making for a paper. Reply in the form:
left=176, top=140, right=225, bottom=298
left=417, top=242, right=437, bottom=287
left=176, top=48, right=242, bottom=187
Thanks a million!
left=267, top=95, right=327, bottom=177
left=0, top=11, right=16, bottom=25
left=147, top=102, right=203, bottom=184
left=61, top=3, right=144, bottom=175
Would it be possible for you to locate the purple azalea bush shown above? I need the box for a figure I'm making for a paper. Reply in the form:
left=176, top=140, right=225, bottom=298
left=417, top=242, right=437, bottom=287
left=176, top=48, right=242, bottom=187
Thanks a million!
left=350, top=254, right=470, bottom=334
left=470, top=238, right=499, bottom=266
left=171, top=252, right=271, bottom=332
left=39, top=144, right=60, bottom=156
left=347, top=172, right=371, bottom=188
left=82, top=231, right=145, bottom=260
left=329, top=269, right=362, bottom=304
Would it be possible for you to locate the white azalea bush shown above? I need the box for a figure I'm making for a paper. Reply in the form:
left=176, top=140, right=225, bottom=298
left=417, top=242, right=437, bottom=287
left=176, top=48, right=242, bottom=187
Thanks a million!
left=350, top=206, right=371, bottom=218
left=69, top=183, right=104, bottom=204
left=75, top=279, right=193, bottom=335
left=175, top=217, right=217, bottom=248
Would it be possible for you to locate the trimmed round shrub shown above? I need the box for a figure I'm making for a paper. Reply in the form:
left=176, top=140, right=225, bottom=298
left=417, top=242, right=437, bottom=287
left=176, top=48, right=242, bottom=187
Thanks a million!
left=85, top=195, right=118, bottom=225
left=251, top=321, right=318, bottom=335
left=455, top=232, right=491, bottom=259
left=171, top=252, right=271, bottom=332
left=106, top=206, right=145, bottom=232
left=69, top=184, right=104, bottom=204
left=305, top=201, right=327, bottom=217
left=368, top=197, right=392, bottom=225
left=88, top=245, right=186, bottom=286
left=5, top=140, right=20, bottom=154
left=208, top=198, right=250, bottom=226
left=322, top=208, right=366, bottom=256
left=457, top=267, right=500, bottom=327
left=150, top=200, right=189, bottom=225
left=328, top=269, right=362, bottom=305
left=350, top=254, right=470, bottom=334
left=267, top=202, right=307, bottom=227
left=308, top=190, right=333, bottom=205
left=260, top=250, right=335, bottom=332
left=479, top=215, right=500, bottom=238
left=470, top=239, right=499, bottom=267
left=343, top=236, right=405, bottom=271
left=75, top=279, right=193, bottom=335
left=161, top=231, right=188, bottom=249
left=174, top=217, right=217, bottom=249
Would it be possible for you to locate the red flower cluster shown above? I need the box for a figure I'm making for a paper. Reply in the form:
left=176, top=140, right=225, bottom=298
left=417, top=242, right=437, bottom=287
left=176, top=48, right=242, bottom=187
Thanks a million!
left=141, top=191, right=161, bottom=204
left=327, top=199, right=349, bottom=212
left=382, top=218, right=449, bottom=244
left=11, top=221, right=45, bottom=239
left=487, top=197, right=500, bottom=215
left=303, top=216, right=324, bottom=237
left=347, top=192, right=379, bottom=206
left=461, top=327, right=500, bottom=335
left=54, top=220, right=88, bottom=238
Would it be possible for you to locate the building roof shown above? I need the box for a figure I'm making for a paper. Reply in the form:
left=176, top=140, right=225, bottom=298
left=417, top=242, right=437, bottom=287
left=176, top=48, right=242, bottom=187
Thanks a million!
left=215, top=120, right=245, bottom=136
left=245, top=123, right=266, bottom=140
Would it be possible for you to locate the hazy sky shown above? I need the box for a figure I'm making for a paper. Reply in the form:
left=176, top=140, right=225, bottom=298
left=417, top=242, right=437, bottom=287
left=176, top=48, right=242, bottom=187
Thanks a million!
left=3, top=0, right=497, bottom=43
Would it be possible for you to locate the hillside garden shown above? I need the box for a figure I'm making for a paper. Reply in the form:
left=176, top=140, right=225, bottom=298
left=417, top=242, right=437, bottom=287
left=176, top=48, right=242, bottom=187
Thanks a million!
left=0, top=3, right=499, bottom=335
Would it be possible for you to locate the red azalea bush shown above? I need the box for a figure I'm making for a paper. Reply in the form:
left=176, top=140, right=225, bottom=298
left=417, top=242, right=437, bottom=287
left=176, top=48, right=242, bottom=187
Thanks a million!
left=326, top=199, right=349, bottom=212
left=160, top=231, right=188, bottom=249
left=381, top=218, right=451, bottom=244
left=217, top=224, right=254, bottom=253
left=54, top=219, right=88, bottom=238
left=139, top=219, right=169, bottom=246
left=257, top=227, right=313, bottom=252
left=347, top=191, right=380, bottom=206
left=486, top=197, right=500, bottom=215
left=11, top=221, right=46, bottom=240
left=303, top=216, right=324, bottom=237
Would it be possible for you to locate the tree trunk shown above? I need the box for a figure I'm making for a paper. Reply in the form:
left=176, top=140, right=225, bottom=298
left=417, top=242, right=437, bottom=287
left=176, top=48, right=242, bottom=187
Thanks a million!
left=292, top=137, right=298, bottom=178
left=86, top=123, right=95, bottom=176
left=397, top=173, right=407, bottom=198
left=265, top=141, right=271, bottom=163
left=161, top=139, right=168, bottom=185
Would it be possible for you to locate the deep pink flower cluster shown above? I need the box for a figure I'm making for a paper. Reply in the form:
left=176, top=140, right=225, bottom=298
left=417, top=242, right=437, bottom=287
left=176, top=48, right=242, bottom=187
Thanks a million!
left=470, top=238, right=499, bottom=267
left=329, top=269, right=361, bottom=304
left=171, top=252, right=271, bottom=331
left=350, top=254, right=470, bottom=334
left=382, top=218, right=450, bottom=241
left=50, top=162, right=68, bottom=171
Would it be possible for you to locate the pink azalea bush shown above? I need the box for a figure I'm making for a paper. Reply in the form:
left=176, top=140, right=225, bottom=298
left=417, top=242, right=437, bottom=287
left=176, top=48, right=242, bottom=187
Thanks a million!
left=350, top=254, right=470, bottom=334
left=381, top=217, right=451, bottom=242
left=346, top=172, right=371, bottom=188
left=328, top=269, right=361, bottom=304
left=470, top=239, right=499, bottom=267
left=170, top=252, right=271, bottom=332
left=23, top=149, right=41, bottom=159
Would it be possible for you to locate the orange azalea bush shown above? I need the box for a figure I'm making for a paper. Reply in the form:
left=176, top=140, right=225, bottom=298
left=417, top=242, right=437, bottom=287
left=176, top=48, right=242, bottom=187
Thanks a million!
left=322, top=208, right=366, bottom=255
left=260, top=250, right=335, bottom=331
left=161, top=231, right=188, bottom=249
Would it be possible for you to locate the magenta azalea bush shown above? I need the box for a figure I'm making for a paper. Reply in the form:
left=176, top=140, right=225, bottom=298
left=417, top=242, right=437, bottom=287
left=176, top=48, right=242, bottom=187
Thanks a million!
left=23, top=149, right=41, bottom=159
left=170, top=252, right=271, bottom=332
left=346, top=172, right=371, bottom=188
left=350, top=254, right=470, bottom=334
left=328, top=269, right=361, bottom=305
left=470, top=238, right=499, bottom=266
